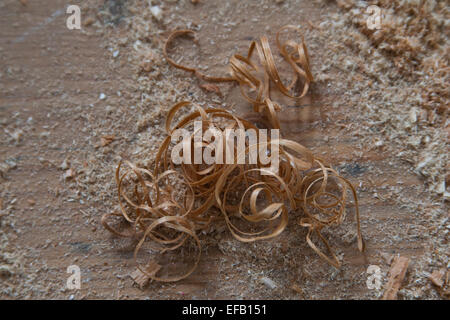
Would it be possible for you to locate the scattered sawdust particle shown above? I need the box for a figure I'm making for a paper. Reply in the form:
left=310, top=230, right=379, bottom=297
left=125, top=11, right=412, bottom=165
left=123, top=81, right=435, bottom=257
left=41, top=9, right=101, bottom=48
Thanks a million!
left=382, top=256, right=410, bottom=300
left=7, top=129, right=23, bottom=143
left=280, top=239, right=289, bottom=254
left=260, top=277, right=277, bottom=289
left=0, top=265, right=13, bottom=278
left=100, top=135, right=115, bottom=147
left=199, top=83, right=222, bottom=97
left=137, top=49, right=161, bottom=73
left=60, top=158, right=70, bottom=170
left=380, top=252, right=393, bottom=265
left=18, top=0, right=27, bottom=6
left=307, top=20, right=320, bottom=30
left=150, top=6, right=162, bottom=21
left=291, top=283, right=303, bottom=295
left=140, top=61, right=153, bottom=72
left=130, top=261, right=161, bottom=289
left=63, top=169, right=76, bottom=180
left=27, top=199, right=35, bottom=206
left=83, top=17, right=95, bottom=27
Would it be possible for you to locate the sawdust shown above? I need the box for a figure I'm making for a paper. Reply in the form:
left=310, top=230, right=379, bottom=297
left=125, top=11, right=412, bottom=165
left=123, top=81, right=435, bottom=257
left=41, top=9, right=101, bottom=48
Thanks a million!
left=326, top=0, right=449, bottom=198
left=0, top=0, right=448, bottom=299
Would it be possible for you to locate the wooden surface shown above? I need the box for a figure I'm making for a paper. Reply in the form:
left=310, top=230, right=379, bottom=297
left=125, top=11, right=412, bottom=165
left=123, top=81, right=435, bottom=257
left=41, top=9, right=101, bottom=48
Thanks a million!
left=0, top=0, right=445, bottom=299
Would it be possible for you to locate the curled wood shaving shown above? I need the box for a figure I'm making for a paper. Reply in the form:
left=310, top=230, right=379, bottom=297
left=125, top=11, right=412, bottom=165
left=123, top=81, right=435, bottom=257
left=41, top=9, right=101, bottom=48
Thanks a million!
left=103, top=26, right=365, bottom=282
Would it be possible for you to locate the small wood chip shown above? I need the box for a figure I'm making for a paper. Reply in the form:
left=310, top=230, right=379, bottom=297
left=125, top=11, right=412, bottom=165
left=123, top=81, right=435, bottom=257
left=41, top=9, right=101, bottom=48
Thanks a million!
left=140, top=61, right=153, bottom=72
left=291, top=283, right=303, bottom=294
left=60, top=158, right=70, bottom=170
left=382, top=256, right=410, bottom=300
left=260, top=276, right=277, bottom=289
left=83, top=17, right=95, bottom=27
left=199, top=83, right=222, bottom=97
left=130, top=261, right=161, bottom=289
left=100, top=135, right=115, bottom=147
left=64, top=169, right=76, bottom=180
left=429, top=269, right=445, bottom=288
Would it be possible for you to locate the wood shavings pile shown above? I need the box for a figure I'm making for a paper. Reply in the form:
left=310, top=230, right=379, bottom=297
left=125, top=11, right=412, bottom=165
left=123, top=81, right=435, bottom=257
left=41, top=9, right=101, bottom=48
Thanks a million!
left=102, top=26, right=365, bottom=282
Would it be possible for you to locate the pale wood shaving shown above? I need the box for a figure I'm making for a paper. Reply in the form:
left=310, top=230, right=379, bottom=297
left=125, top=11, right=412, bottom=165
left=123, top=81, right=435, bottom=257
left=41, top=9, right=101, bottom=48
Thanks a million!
left=382, top=256, right=410, bottom=300
left=130, top=261, right=161, bottom=289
